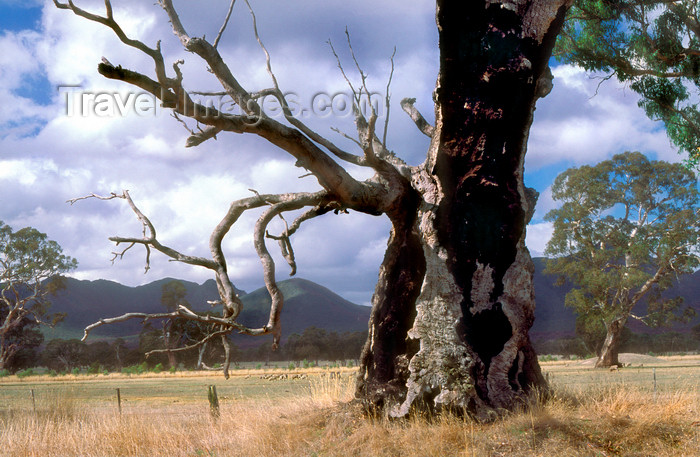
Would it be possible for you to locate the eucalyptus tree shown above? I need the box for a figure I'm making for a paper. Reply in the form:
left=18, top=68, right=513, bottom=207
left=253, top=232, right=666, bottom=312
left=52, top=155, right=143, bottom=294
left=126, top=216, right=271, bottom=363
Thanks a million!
left=58, top=0, right=573, bottom=418
left=0, top=221, right=77, bottom=370
left=556, top=0, right=700, bottom=167
left=545, top=152, right=700, bottom=368
left=159, top=280, right=189, bottom=368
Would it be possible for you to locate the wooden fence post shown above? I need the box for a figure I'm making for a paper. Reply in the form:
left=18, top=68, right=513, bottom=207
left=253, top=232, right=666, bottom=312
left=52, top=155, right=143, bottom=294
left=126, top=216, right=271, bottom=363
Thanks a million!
left=30, top=389, right=36, bottom=417
left=208, top=385, right=220, bottom=420
left=116, top=388, right=122, bottom=415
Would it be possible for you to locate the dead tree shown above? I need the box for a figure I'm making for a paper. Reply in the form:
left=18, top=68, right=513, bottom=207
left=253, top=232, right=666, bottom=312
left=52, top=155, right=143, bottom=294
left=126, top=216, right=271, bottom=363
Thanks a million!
left=57, top=0, right=572, bottom=419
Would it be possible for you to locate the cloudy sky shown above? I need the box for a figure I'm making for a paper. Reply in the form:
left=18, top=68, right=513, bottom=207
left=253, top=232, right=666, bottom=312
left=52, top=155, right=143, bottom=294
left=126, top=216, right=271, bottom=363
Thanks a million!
left=0, top=0, right=682, bottom=306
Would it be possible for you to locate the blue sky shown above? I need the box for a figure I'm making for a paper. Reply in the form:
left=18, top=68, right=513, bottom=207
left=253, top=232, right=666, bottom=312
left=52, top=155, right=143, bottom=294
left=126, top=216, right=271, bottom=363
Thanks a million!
left=0, top=1, right=683, bottom=306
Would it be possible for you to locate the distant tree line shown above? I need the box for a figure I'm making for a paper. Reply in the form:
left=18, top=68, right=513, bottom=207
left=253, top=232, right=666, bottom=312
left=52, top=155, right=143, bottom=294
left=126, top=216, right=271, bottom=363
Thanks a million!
left=1, top=326, right=367, bottom=374
left=534, top=325, right=700, bottom=359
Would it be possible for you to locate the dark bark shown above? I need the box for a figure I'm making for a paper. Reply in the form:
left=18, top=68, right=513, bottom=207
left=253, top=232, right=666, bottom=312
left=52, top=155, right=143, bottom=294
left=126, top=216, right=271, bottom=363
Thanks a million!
left=357, top=0, right=570, bottom=419
left=356, top=190, right=426, bottom=410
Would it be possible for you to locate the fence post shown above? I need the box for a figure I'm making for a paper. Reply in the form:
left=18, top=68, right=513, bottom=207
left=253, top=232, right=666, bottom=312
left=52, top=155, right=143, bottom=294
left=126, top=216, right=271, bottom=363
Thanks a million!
left=30, top=389, right=36, bottom=417
left=653, top=368, right=657, bottom=401
left=116, top=388, right=122, bottom=415
left=208, top=385, right=220, bottom=420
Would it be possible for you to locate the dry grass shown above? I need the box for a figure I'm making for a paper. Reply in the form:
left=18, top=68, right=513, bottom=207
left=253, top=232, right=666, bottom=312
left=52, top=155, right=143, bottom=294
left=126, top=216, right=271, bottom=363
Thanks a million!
left=1, top=372, right=698, bottom=456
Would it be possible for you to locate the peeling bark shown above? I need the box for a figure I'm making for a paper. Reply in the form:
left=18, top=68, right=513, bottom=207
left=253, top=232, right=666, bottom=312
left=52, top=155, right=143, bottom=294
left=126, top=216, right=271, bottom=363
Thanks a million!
left=357, top=0, right=570, bottom=418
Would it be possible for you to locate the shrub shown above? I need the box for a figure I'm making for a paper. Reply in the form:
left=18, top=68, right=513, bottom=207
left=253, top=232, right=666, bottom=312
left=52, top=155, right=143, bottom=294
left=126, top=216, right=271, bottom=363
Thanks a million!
left=71, top=367, right=80, bottom=376
left=16, top=368, right=35, bottom=379
left=169, top=366, right=176, bottom=374
left=123, top=362, right=148, bottom=375
left=0, top=369, right=9, bottom=378
left=152, top=363, right=164, bottom=373
left=87, top=362, right=101, bottom=374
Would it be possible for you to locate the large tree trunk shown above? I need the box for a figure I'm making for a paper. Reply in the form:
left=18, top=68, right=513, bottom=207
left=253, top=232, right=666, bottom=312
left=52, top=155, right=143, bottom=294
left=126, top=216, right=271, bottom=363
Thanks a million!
left=0, top=338, right=15, bottom=371
left=357, top=0, right=570, bottom=419
left=0, top=350, right=8, bottom=371
left=163, top=323, right=177, bottom=369
left=596, top=318, right=624, bottom=368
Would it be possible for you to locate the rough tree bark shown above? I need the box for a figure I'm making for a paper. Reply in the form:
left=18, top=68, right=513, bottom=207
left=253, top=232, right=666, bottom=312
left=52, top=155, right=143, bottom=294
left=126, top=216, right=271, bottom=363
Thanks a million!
left=597, top=318, right=624, bottom=368
left=57, top=0, right=572, bottom=419
left=357, top=1, right=571, bottom=418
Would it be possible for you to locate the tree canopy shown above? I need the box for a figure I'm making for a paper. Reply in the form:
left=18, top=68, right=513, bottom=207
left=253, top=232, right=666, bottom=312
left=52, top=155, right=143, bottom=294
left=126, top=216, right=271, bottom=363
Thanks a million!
left=556, top=0, right=700, bottom=166
left=544, top=151, right=700, bottom=366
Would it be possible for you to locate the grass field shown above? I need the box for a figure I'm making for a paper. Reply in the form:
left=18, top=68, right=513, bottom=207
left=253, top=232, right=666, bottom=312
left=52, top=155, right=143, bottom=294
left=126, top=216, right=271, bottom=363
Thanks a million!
left=0, top=356, right=698, bottom=456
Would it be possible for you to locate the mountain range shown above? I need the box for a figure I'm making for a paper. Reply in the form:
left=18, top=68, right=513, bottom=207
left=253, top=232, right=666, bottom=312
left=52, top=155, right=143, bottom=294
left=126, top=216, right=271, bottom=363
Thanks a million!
left=42, top=258, right=700, bottom=345
left=42, top=276, right=371, bottom=346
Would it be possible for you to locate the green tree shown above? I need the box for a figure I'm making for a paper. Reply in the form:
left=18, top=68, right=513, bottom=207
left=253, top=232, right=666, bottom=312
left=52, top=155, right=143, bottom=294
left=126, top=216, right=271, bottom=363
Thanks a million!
left=41, top=339, right=88, bottom=371
left=545, top=152, right=700, bottom=367
left=556, top=0, right=700, bottom=166
left=0, top=222, right=77, bottom=370
left=0, top=317, right=43, bottom=373
left=111, top=337, right=128, bottom=371
left=159, top=280, right=189, bottom=368
left=693, top=323, right=700, bottom=342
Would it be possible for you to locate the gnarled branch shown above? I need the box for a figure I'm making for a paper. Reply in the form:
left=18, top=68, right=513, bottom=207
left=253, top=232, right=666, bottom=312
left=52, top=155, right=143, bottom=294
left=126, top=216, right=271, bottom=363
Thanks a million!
left=400, top=97, right=434, bottom=138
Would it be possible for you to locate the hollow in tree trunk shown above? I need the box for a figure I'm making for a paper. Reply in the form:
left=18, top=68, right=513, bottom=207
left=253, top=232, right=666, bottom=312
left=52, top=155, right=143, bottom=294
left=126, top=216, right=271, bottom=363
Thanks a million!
left=356, top=0, right=570, bottom=419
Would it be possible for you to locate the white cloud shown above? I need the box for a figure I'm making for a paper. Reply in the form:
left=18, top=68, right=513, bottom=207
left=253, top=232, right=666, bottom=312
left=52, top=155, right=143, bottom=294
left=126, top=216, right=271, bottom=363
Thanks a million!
left=526, top=222, right=554, bottom=258
left=0, top=30, right=53, bottom=132
left=527, top=64, right=678, bottom=171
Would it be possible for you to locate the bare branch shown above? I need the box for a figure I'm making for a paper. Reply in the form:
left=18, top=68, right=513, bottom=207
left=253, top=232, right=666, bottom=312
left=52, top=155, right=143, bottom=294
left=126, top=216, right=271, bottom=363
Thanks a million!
left=382, top=47, right=397, bottom=147
left=82, top=305, right=274, bottom=342
left=53, top=0, right=171, bottom=85
left=158, top=0, right=255, bottom=112
left=145, top=328, right=230, bottom=356
left=56, top=0, right=398, bottom=370
left=328, top=39, right=359, bottom=102
left=58, top=1, right=373, bottom=203
left=66, top=192, right=123, bottom=205
left=214, top=0, right=237, bottom=49
left=242, top=4, right=366, bottom=167
left=221, top=333, right=231, bottom=378
left=345, top=28, right=369, bottom=100
left=186, top=125, right=222, bottom=148
left=82, top=311, right=181, bottom=341
left=252, top=192, right=330, bottom=348
left=69, top=191, right=219, bottom=271
left=244, top=0, right=279, bottom=91
left=400, top=98, right=434, bottom=138
left=330, top=127, right=363, bottom=147
left=265, top=214, right=296, bottom=276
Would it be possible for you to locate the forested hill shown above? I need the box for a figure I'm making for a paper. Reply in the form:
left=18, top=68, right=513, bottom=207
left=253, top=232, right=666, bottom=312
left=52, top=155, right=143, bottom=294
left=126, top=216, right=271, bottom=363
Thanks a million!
left=43, top=259, right=700, bottom=343
left=43, top=277, right=371, bottom=342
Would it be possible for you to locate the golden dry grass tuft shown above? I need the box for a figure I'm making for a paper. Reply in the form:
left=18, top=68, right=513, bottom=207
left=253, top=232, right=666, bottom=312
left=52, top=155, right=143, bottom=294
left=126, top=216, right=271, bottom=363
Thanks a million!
left=0, top=373, right=698, bottom=456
